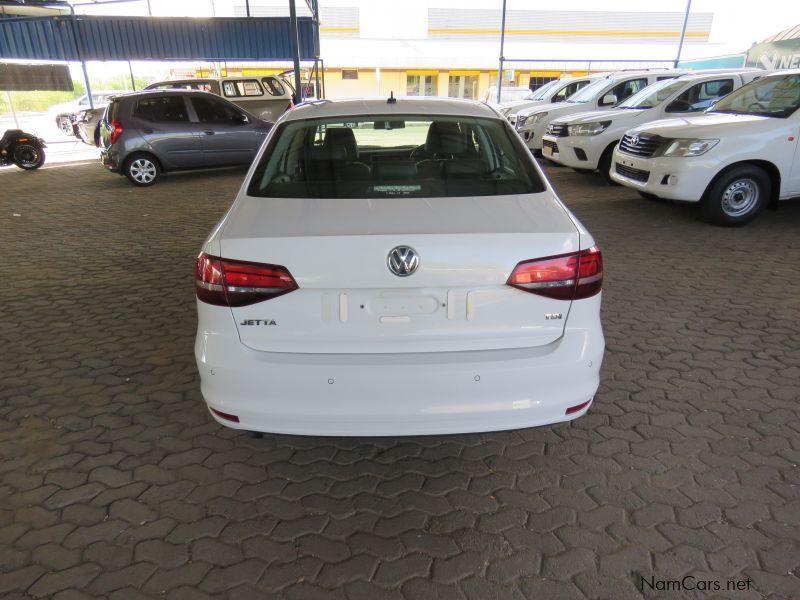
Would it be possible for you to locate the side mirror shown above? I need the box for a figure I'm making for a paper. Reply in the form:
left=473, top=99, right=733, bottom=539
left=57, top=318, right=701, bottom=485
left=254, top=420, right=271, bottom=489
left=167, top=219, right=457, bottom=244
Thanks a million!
left=235, top=113, right=249, bottom=124
left=600, top=94, right=618, bottom=106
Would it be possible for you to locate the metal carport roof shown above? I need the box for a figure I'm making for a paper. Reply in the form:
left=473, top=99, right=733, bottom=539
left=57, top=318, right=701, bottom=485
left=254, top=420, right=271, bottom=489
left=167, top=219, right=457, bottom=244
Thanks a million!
left=0, top=15, right=316, bottom=61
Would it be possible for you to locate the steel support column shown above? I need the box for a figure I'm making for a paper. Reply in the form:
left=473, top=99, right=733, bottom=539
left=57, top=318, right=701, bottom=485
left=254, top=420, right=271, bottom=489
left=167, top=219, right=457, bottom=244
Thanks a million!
left=289, top=0, right=303, bottom=102
left=496, top=0, right=507, bottom=103
left=674, top=0, right=692, bottom=67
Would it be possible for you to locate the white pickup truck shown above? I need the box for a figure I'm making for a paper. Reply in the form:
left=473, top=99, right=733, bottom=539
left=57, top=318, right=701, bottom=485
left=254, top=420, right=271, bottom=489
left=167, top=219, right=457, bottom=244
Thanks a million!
left=540, top=70, right=763, bottom=180
left=610, top=70, right=800, bottom=225
left=516, top=70, right=685, bottom=154
left=500, top=74, right=604, bottom=128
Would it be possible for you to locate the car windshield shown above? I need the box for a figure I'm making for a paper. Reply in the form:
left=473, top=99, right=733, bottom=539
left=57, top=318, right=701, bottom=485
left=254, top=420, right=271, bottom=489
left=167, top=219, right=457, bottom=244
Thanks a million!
left=247, top=114, right=545, bottom=199
left=710, top=73, right=800, bottom=118
left=618, top=79, right=687, bottom=109
left=566, top=79, right=609, bottom=103
left=529, top=80, right=561, bottom=100
left=498, top=89, right=533, bottom=103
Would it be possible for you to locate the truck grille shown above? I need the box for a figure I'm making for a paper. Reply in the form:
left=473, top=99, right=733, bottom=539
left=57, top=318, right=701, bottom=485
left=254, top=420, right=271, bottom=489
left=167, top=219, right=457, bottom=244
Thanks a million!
left=614, top=163, right=650, bottom=183
left=619, top=134, right=661, bottom=158
left=542, top=139, right=559, bottom=155
left=546, top=123, right=568, bottom=137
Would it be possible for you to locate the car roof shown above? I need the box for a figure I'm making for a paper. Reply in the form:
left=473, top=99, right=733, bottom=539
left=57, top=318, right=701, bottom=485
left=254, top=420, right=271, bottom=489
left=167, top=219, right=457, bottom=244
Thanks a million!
left=286, top=97, right=500, bottom=121
left=108, top=88, right=214, bottom=100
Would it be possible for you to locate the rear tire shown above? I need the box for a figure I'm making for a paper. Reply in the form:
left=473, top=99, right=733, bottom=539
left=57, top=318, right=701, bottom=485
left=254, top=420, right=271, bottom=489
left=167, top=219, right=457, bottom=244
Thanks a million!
left=700, top=165, right=769, bottom=226
left=12, top=143, right=46, bottom=170
left=124, top=153, right=160, bottom=186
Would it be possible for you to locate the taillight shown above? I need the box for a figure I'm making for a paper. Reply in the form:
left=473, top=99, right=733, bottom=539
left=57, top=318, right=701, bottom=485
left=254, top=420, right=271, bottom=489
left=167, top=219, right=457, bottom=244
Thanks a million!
left=507, top=247, right=603, bottom=300
left=195, top=252, right=298, bottom=307
left=109, top=118, right=124, bottom=144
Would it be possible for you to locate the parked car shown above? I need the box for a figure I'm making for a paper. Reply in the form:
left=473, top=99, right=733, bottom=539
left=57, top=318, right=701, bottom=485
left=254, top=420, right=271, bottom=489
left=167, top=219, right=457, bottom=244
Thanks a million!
left=72, top=106, right=104, bottom=146
left=541, top=70, right=763, bottom=180
left=483, top=86, right=535, bottom=107
left=500, top=73, right=607, bottom=128
left=610, top=70, right=800, bottom=225
left=99, top=90, right=273, bottom=186
left=144, top=75, right=295, bottom=122
left=516, top=70, right=686, bottom=155
left=49, top=91, right=122, bottom=136
left=194, top=97, right=605, bottom=436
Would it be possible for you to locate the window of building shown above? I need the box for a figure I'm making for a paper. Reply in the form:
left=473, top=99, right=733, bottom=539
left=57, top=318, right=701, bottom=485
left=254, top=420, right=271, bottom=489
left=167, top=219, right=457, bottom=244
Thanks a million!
left=342, top=70, right=359, bottom=80
left=448, top=75, right=478, bottom=99
left=528, top=76, right=558, bottom=91
left=407, top=74, right=437, bottom=96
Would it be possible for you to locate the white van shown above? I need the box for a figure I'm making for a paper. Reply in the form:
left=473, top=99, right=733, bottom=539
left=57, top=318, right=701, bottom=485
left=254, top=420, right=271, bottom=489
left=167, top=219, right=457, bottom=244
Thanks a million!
left=610, top=70, right=800, bottom=225
left=541, top=70, right=763, bottom=179
left=145, top=75, right=295, bottom=122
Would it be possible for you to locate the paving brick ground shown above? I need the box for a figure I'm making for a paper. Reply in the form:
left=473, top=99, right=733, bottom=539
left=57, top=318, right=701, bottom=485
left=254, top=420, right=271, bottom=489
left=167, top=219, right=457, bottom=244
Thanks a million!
left=0, top=160, right=798, bottom=599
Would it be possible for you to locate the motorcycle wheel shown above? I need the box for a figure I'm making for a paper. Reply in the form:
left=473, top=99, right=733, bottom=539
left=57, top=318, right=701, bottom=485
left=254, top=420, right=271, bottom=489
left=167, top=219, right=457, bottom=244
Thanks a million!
left=13, top=144, right=46, bottom=170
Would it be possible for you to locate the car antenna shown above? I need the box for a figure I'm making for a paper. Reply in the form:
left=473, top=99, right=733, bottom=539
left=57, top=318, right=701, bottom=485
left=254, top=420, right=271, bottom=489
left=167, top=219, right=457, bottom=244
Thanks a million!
left=387, top=91, right=397, bottom=104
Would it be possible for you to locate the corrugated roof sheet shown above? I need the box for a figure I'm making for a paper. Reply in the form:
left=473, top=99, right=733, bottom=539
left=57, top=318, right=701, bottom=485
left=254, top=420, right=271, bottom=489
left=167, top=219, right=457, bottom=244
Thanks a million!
left=0, top=15, right=316, bottom=61
left=762, top=24, right=800, bottom=43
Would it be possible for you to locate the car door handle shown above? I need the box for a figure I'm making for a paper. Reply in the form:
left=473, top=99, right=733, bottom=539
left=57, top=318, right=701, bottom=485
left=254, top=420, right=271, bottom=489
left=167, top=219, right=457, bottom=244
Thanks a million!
left=204, top=129, right=215, bottom=135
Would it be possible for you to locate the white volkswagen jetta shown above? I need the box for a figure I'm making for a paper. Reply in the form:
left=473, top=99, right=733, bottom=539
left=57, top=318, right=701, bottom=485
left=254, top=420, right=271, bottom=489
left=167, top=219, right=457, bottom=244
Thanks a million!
left=195, top=97, right=604, bottom=436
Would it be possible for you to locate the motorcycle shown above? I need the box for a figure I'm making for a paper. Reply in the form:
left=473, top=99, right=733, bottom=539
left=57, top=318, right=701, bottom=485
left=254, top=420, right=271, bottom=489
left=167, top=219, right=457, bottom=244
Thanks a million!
left=0, top=130, right=47, bottom=170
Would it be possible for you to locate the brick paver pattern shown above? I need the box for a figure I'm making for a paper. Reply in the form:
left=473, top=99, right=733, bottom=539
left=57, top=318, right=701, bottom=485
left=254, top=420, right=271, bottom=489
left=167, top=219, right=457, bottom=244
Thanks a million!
left=0, top=162, right=798, bottom=599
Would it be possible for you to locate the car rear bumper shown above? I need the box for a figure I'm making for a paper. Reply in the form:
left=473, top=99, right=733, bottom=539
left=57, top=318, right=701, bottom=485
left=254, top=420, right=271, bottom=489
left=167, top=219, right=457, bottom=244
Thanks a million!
left=195, top=296, right=605, bottom=436
left=100, top=149, right=120, bottom=172
left=609, top=148, right=720, bottom=201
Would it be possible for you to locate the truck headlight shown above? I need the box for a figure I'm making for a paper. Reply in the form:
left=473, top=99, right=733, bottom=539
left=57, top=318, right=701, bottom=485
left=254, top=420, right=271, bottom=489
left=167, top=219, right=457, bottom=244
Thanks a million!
left=530, top=112, right=548, bottom=124
left=568, top=121, right=611, bottom=136
left=663, top=138, right=719, bottom=157
left=516, top=114, right=529, bottom=128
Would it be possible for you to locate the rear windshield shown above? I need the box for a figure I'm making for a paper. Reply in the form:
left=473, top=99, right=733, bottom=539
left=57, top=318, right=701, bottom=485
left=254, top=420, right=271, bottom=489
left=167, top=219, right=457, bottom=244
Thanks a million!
left=247, top=115, right=545, bottom=198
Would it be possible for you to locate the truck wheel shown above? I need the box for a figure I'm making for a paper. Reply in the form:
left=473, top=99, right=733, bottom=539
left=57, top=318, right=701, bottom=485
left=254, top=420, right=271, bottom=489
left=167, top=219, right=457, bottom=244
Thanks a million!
left=57, top=116, right=73, bottom=136
left=598, top=145, right=617, bottom=184
left=700, top=165, right=769, bottom=226
left=124, top=153, right=160, bottom=186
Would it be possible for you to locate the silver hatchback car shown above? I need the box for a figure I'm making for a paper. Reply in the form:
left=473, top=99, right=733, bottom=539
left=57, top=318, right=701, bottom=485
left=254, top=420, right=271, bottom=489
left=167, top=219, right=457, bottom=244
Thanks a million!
left=99, top=90, right=273, bottom=186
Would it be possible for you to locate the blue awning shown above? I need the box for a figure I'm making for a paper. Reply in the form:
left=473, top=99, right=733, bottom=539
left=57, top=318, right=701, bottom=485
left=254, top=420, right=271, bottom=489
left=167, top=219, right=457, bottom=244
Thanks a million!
left=0, top=15, right=316, bottom=61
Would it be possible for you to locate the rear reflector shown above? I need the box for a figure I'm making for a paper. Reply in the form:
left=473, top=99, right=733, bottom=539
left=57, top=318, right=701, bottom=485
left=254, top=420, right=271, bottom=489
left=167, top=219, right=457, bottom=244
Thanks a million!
left=196, top=253, right=298, bottom=307
left=210, top=407, right=240, bottom=423
left=566, top=399, right=592, bottom=415
left=507, top=247, right=603, bottom=300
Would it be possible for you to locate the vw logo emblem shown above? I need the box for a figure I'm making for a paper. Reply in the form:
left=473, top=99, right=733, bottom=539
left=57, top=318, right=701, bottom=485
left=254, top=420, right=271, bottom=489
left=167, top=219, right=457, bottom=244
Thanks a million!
left=631, top=135, right=640, bottom=146
left=387, top=246, right=419, bottom=277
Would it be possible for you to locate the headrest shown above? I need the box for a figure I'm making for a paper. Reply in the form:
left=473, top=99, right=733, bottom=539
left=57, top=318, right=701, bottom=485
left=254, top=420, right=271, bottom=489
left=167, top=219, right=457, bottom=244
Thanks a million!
left=425, top=121, right=468, bottom=156
left=372, top=161, right=418, bottom=180
left=306, top=144, right=348, bottom=162
left=444, top=159, right=488, bottom=178
left=324, top=127, right=358, bottom=161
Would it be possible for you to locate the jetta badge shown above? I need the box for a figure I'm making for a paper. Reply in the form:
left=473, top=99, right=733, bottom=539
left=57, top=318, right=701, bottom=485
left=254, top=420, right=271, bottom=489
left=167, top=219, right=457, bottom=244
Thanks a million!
left=387, top=246, right=419, bottom=277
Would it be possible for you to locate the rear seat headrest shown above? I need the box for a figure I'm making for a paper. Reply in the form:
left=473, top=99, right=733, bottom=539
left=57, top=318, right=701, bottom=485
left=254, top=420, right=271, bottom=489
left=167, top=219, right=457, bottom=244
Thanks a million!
left=372, top=161, right=418, bottom=179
